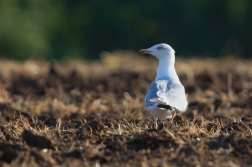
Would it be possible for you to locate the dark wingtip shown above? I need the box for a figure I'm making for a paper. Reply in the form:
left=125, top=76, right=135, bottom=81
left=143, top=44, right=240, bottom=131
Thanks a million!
left=157, top=104, right=174, bottom=110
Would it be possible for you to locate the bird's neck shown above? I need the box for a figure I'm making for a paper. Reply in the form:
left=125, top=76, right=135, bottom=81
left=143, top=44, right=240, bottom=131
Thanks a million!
left=155, top=57, right=180, bottom=83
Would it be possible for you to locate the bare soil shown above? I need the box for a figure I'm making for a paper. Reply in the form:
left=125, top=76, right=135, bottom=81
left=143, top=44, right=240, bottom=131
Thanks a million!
left=0, top=52, right=252, bottom=167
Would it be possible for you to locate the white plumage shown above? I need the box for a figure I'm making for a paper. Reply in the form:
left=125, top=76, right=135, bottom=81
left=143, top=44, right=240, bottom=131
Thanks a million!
left=139, top=43, right=187, bottom=128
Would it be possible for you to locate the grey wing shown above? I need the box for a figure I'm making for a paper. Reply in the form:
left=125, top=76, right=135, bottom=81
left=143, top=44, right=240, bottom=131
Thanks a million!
left=144, top=82, right=160, bottom=108
left=156, top=81, right=187, bottom=112
left=145, top=80, right=187, bottom=112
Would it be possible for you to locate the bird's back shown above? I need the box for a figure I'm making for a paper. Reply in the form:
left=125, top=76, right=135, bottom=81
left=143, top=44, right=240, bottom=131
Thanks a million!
left=145, top=79, right=187, bottom=112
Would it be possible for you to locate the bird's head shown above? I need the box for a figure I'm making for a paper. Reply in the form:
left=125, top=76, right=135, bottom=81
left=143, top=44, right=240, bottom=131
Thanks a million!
left=139, top=43, right=175, bottom=60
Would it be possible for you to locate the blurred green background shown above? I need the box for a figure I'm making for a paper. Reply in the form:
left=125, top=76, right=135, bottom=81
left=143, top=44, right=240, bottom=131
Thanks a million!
left=0, top=0, right=251, bottom=60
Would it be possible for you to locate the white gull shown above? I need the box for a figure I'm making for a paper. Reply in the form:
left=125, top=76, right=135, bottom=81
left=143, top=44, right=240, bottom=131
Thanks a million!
left=139, top=43, right=188, bottom=129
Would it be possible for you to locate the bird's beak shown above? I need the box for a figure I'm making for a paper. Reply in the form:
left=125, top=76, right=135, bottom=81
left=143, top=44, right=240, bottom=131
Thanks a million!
left=139, top=49, right=151, bottom=54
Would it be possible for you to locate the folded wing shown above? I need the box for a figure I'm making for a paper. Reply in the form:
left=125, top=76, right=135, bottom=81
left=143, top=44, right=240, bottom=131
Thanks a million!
left=145, top=79, right=187, bottom=112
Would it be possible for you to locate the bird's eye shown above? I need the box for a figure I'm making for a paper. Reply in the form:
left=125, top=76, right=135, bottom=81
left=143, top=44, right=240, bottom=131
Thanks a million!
left=157, top=46, right=163, bottom=50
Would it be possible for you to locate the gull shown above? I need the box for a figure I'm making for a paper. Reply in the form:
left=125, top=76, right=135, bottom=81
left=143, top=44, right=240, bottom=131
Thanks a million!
left=139, top=43, right=188, bottom=129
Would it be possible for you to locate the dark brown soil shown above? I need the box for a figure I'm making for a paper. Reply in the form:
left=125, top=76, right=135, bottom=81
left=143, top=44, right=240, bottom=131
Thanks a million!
left=0, top=53, right=252, bottom=167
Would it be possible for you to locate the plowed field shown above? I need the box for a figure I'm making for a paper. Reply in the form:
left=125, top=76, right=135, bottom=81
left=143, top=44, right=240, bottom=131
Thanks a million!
left=0, top=52, right=252, bottom=167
